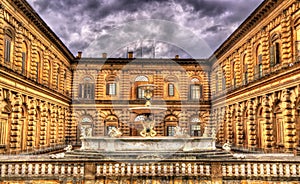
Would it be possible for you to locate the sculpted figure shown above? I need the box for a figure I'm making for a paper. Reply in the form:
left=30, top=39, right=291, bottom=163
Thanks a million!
left=108, top=127, right=123, bottom=138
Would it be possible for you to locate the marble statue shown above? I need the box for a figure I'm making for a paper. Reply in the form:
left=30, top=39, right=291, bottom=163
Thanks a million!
left=108, top=127, right=123, bottom=138
left=174, top=126, right=189, bottom=137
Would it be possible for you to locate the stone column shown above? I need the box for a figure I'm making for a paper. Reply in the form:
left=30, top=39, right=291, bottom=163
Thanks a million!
left=280, top=13, right=293, bottom=65
left=39, top=102, right=48, bottom=148
left=261, top=28, right=270, bottom=73
left=236, top=103, right=243, bottom=147
left=262, top=95, right=272, bottom=151
left=218, top=107, right=225, bottom=144
left=247, top=100, right=256, bottom=148
left=30, top=41, right=38, bottom=80
left=246, top=42, right=254, bottom=81
left=282, top=89, right=295, bottom=152
left=42, top=51, right=50, bottom=86
left=50, top=105, right=58, bottom=146
left=14, top=26, right=23, bottom=73
left=10, top=93, right=22, bottom=153
left=0, top=5, right=5, bottom=64
left=225, top=106, right=232, bottom=143
left=27, top=99, right=36, bottom=150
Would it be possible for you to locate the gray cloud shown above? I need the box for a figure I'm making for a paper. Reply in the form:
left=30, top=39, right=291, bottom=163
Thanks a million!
left=27, top=0, right=263, bottom=58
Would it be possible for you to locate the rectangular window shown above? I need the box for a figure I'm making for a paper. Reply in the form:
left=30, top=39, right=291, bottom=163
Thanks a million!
left=0, top=119, right=7, bottom=146
left=168, top=83, right=174, bottom=96
left=4, top=39, right=11, bottom=63
left=167, top=126, right=176, bottom=136
left=296, top=41, right=300, bottom=61
left=259, top=64, right=263, bottom=78
left=22, top=52, right=26, bottom=74
left=36, top=62, right=39, bottom=82
left=191, top=125, right=201, bottom=137
left=243, top=72, right=248, bottom=85
left=107, top=83, right=117, bottom=95
left=137, top=87, right=144, bottom=99
left=222, top=77, right=226, bottom=90
left=190, top=85, right=201, bottom=100
left=275, top=42, right=281, bottom=64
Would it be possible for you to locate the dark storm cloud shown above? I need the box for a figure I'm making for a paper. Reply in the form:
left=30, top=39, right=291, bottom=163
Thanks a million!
left=27, top=0, right=263, bottom=58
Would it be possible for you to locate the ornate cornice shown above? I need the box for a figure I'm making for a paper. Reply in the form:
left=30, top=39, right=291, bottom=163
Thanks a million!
left=10, top=0, right=74, bottom=61
left=209, top=0, right=284, bottom=62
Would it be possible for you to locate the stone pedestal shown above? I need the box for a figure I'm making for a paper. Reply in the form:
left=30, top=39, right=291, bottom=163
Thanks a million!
left=80, top=136, right=216, bottom=152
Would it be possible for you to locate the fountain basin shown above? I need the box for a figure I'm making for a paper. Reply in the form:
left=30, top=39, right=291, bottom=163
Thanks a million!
left=129, top=106, right=167, bottom=114
left=80, top=136, right=216, bottom=152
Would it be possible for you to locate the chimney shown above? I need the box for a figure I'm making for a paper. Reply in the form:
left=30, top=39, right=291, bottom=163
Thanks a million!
left=175, top=55, right=179, bottom=59
left=77, top=51, right=82, bottom=59
left=102, top=52, right=107, bottom=58
left=128, top=51, right=133, bottom=59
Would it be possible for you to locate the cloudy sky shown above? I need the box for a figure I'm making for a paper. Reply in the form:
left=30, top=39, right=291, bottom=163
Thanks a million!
left=27, top=0, right=264, bottom=58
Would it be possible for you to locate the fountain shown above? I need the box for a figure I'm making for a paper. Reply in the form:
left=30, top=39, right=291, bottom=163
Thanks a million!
left=78, top=83, right=216, bottom=155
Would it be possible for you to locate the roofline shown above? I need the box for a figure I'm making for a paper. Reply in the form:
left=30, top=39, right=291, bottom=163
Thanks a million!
left=209, top=0, right=283, bottom=62
left=11, top=0, right=75, bottom=61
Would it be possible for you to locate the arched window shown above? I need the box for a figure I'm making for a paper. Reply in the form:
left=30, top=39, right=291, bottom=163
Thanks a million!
left=190, top=117, right=201, bottom=136
left=164, top=115, right=178, bottom=136
left=36, top=52, right=41, bottom=82
left=0, top=101, right=11, bottom=148
left=21, top=42, right=28, bottom=75
left=215, top=73, right=219, bottom=93
left=106, top=75, right=117, bottom=96
left=273, top=104, right=283, bottom=149
left=294, top=18, right=300, bottom=61
left=4, top=29, right=13, bottom=63
left=135, top=75, right=149, bottom=99
left=242, top=54, right=248, bottom=85
left=190, top=78, right=202, bottom=100
left=104, top=115, right=118, bottom=135
left=256, top=106, right=263, bottom=148
left=255, top=44, right=263, bottom=79
left=270, top=33, right=281, bottom=66
left=78, top=77, right=95, bottom=99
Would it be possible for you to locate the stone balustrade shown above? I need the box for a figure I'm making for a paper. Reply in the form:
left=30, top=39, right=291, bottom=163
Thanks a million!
left=1, top=158, right=300, bottom=182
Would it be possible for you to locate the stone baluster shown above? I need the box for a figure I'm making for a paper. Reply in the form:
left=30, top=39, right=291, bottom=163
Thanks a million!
left=175, top=163, right=180, bottom=175
left=279, top=164, right=284, bottom=176
left=47, top=164, right=53, bottom=175
left=80, top=164, right=84, bottom=176
left=67, top=164, right=72, bottom=176
left=240, top=164, right=246, bottom=176
left=234, top=164, right=239, bottom=176
left=54, top=164, right=59, bottom=175
left=157, top=164, right=161, bottom=175
left=21, top=164, right=26, bottom=175
left=8, top=164, right=12, bottom=175
left=205, top=165, right=210, bottom=176
left=121, top=163, right=125, bottom=176
left=15, top=164, right=19, bottom=175
left=41, top=164, right=46, bottom=175
left=34, top=164, right=39, bottom=175
left=127, top=163, right=131, bottom=176
left=291, top=164, right=297, bottom=177
left=1, top=164, right=6, bottom=177
left=115, top=164, right=119, bottom=175
left=169, top=164, right=173, bottom=176
left=181, top=163, right=186, bottom=175
left=133, top=163, right=137, bottom=175
left=193, top=163, right=198, bottom=175
left=199, top=165, right=204, bottom=175
left=222, top=165, right=227, bottom=176
left=253, top=164, right=258, bottom=176
left=266, top=164, right=271, bottom=176
left=247, top=163, right=252, bottom=177
left=139, top=164, right=143, bottom=175
left=61, top=164, right=65, bottom=175
left=259, top=164, right=264, bottom=176
left=272, top=164, right=277, bottom=177
left=227, top=165, right=233, bottom=176
left=285, top=164, right=290, bottom=177
left=187, top=163, right=192, bottom=175
left=28, top=164, right=33, bottom=175
left=109, top=163, right=113, bottom=175
left=163, top=164, right=167, bottom=175
left=96, top=164, right=100, bottom=176
left=73, top=164, right=78, bottom=176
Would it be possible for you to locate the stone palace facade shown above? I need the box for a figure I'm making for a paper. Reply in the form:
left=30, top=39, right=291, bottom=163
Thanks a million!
left=1, top=0, right=300, bottom=183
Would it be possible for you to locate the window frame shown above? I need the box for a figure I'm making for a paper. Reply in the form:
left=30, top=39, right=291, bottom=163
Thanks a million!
left=190, top=84, right=202, bottom=100
left=168, top=83, right=175, bottom=97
